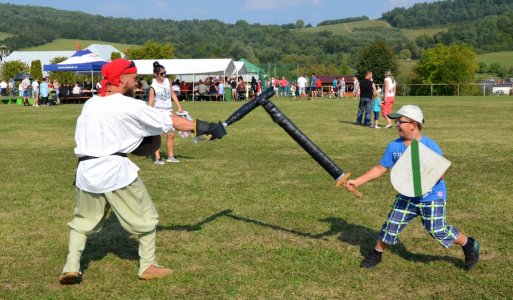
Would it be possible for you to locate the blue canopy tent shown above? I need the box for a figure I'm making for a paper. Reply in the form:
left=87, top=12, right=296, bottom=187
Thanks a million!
left=43, top=49, right=108, bottom=92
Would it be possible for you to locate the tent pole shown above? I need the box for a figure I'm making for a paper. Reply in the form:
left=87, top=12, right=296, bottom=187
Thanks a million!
left=192, top=74, right=195, bottom=101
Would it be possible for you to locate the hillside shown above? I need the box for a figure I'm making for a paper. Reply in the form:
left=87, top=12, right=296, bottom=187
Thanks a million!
left=1, top=1, right=513, bottom=80
left=382, top=0, right=513, bottom=28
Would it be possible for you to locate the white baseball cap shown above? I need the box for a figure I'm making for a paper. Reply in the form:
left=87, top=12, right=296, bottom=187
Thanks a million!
left=388, top=105, right=424, bottom=124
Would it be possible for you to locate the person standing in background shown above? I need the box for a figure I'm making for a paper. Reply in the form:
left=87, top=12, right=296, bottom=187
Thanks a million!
left=148, top=61, right=183, bottom=164
left=339, top=77, right=346, bottom=98
left=32, top=77, right=39, bottom=107
left=382, top=70, right=397, bottom=128
left=39, top=77, right=49, bottom=106
left=352, top=76, right=359, bottom=99
left=297, top=75, right=308, bottom=100
left=21, top=75, right=31, bottom=106
left=355, top=71, right=376, bottom=127
left=310, top=73, right=318, bottom=101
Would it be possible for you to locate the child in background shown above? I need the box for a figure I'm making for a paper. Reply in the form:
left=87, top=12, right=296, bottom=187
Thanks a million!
left=290, top=83, right=297, bottom=100
left=371, top=90, right=382, bottom=128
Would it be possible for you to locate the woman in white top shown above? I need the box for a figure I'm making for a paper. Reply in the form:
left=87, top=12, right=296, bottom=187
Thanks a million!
left=148, top=61, right=183, bottom=164
left=382, top=70, right=397, bottom=128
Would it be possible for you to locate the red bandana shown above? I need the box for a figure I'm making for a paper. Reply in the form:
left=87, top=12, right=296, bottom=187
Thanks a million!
left=99, top=59, right=137, bottom=96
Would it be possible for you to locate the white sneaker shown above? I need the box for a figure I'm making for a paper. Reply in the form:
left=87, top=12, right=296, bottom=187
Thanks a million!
left=375, top=125, right=381, bottom=129
left=166, top=156, right=180, bottom=163
left=154, top=159, right=165, bottom=165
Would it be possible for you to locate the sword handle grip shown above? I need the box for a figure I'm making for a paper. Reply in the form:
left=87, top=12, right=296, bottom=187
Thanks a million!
left=336, top=173, right=363, bottom=198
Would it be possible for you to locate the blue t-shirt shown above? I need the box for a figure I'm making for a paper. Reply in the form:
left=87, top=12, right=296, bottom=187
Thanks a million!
left=379, top=136, right=447, bottom=201
left=39, top=82, right=49, bottom=97
left=373, top=97, right=381, bottom=112
left=332, top=79, right=338, bottom=88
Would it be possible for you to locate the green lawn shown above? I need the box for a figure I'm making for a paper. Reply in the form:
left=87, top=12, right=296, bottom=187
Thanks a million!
left=22, top=38, right=139, bottom=52
left=0, top=96, right=512, bottom=298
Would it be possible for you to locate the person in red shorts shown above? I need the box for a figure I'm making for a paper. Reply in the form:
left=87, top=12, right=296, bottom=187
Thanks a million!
left=382, top=70, right=397, bottom=128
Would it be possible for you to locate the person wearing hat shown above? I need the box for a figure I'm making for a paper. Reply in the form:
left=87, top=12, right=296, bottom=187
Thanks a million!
left=345, top=104, right=480, bottom=270
left=58, top=59, right=226, bottom=284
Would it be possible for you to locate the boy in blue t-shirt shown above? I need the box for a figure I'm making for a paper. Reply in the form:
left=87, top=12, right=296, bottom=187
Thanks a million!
left=345, top=105, right=480, bottom=270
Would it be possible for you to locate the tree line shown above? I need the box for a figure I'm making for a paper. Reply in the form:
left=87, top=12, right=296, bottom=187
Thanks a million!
left=1, top=1, right=512, bottom=71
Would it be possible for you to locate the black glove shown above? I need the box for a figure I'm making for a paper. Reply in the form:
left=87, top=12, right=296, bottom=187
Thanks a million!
left=195, top=119, right=227, bottom=140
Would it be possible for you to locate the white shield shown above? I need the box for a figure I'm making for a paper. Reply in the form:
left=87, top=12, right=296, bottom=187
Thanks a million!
left=390, top=140, right=451, bottom=197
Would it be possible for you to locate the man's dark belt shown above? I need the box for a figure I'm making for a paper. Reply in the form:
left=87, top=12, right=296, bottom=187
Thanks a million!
left=78, top=152, right=127, bottom=162
left=74, top=153, right=128, bottom=186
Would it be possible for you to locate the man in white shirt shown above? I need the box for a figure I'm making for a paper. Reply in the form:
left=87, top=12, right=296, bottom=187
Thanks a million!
left=59, top=59, right=226, bottom=285
left=32, top=77, right=39, bottom=106
left=0, top=80, right=7, bottom=96
left=297, top=75, right=308, bottom=100
left=21, top=75, right=31, bottom=106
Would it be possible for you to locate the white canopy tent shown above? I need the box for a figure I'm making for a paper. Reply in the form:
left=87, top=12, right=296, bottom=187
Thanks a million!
left=132, top=58, right=237, bottom=100
left=233, top=61, right=250, bottom=81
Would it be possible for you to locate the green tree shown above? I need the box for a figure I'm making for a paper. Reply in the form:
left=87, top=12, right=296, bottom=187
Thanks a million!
left=478, top=62, right=488, bottom=73
left=295, top=19, right=304, bottom=29
left=398, top=49, right=412, bottom=60
left=2, top=60, right=29, bottom=81
left=30, top=60, right=43, bottom=80
left=229, top=41, right=258, bottom=62
left=416, top=44, right=478, bottom=95
left=125, top=41, right=175, bottom=60
left=354, top=39, right=397, bottom=84
left=110, top=52, right=121, bottom=60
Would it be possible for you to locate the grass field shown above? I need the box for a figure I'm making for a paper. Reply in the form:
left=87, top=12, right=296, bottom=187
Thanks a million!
left=22, top=38, right=138, bottom=52
left=0, top=31, right=13, bottom=40
left=400, top=27, right=448, bottom=40
left=477, top=51, right=513, bottom=67
left=299, top=20, right=392, bottom=35
left=0, top=96, right=512, bottom=299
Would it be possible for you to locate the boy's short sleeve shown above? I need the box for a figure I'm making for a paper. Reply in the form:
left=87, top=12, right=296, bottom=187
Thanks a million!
left=379, top=144, right=396, bottom=169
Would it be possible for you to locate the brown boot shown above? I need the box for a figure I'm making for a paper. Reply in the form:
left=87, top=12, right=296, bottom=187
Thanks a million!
left=58, top=272, right=81, bottom=284
left=138, top=265, right=172, bottom=280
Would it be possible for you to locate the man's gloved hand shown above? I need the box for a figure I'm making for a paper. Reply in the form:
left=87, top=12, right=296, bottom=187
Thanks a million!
left=194, top=119, right=227, bottom=140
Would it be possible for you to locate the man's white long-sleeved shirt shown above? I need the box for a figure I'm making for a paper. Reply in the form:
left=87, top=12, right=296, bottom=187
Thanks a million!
left=74, top=94, right=174, bottom=193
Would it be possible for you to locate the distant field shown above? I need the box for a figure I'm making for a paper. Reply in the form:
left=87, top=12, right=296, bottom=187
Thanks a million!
left=401, top=27, right=448, bottom=40
left=477, top=51, right=513, bottom=66
left=397, top=59, right=418, bottom=79
left=299, top=20, right=392, bottom=36
left=22, top=39, right=139, bottom=52
left=0, top=31, right=14, bottom=40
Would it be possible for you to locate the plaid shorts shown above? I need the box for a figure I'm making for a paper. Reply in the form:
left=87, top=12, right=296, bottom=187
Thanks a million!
left=379, top=195, right=459, bottom=248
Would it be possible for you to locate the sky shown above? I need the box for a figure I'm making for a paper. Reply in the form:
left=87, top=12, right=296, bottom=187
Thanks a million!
left=2, top=0, right=436, bottom=26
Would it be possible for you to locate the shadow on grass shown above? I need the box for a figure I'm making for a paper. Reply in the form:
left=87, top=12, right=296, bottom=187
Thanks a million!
left=80, top=214, right=139, bottom=276
left=158, top=210, right=462, bottom=268
left=320, top=217, right=463, bottom=268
